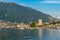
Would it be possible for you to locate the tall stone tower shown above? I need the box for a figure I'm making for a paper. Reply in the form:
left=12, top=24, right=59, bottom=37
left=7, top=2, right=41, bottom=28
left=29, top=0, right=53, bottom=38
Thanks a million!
left=37, top=19, right=42, bottom=26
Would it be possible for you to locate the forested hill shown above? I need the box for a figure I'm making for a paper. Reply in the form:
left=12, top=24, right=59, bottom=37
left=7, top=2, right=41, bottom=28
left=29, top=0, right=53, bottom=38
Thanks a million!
left=0, top=2, right=58, bottom=23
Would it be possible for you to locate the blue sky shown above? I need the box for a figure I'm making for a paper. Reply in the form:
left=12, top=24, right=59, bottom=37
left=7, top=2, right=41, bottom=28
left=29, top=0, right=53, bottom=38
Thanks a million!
left=0, top=0, right=60, bottom=19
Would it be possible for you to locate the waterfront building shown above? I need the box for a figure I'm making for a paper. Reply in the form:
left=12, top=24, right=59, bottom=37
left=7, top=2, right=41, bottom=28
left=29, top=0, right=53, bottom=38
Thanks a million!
left=17, top=23, right=30, bottom=29
left=37, top=19, right=42, bottom=26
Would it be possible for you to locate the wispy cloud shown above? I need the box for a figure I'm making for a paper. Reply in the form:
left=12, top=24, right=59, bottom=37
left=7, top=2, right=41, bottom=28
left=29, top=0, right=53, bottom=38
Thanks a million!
left=19, top=3, right=26, bottom=6
left=39, top=1, right=60, bottom=3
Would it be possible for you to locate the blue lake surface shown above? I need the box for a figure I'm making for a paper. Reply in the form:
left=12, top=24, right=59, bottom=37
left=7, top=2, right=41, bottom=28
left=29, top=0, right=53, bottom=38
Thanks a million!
left=41, top=28, right=60, bottom=40
left=0, top=28, right=60, bottom=40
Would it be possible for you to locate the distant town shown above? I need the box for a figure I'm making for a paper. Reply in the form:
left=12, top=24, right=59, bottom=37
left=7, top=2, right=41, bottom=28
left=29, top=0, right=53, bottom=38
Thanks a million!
left=0, top=19, right=60, bottom=29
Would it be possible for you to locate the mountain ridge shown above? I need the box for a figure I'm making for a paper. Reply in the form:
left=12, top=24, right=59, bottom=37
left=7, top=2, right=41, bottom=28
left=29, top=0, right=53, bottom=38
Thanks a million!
left=0, top=2, right=58, bottom=23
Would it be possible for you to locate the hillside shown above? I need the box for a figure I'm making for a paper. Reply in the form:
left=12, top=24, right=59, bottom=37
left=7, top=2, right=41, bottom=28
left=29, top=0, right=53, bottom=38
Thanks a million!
left=0, top=2, right=58, bottom=23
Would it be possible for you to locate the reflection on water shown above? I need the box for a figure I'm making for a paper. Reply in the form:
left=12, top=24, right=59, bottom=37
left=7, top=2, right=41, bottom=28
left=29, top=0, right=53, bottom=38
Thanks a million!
left=41, top=28, right=60, bottom=40
left=0, top=28, right=60, bottom=40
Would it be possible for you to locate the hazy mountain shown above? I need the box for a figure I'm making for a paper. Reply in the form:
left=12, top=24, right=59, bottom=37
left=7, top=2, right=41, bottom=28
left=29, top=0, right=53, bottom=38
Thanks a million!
left=0, top=2, right=58, bottom=23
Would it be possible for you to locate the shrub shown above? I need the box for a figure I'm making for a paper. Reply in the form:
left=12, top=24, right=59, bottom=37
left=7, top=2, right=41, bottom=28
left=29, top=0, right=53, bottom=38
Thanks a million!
left=30, top=22, right=36, bottom=27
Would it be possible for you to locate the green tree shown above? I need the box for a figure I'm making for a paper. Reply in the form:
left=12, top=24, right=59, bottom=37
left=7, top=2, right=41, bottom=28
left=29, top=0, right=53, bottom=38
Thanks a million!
left=56, top=21, right=60, bottom=24
left=50, top=22, right=56, bottom=25
left=30, top=22, right=36, bottom=27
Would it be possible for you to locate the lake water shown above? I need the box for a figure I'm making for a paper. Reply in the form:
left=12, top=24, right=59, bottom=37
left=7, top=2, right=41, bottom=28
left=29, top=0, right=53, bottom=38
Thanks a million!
left=41, top=28, right=60, bottom=40
left=0, top=28, right=60, bottom=40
